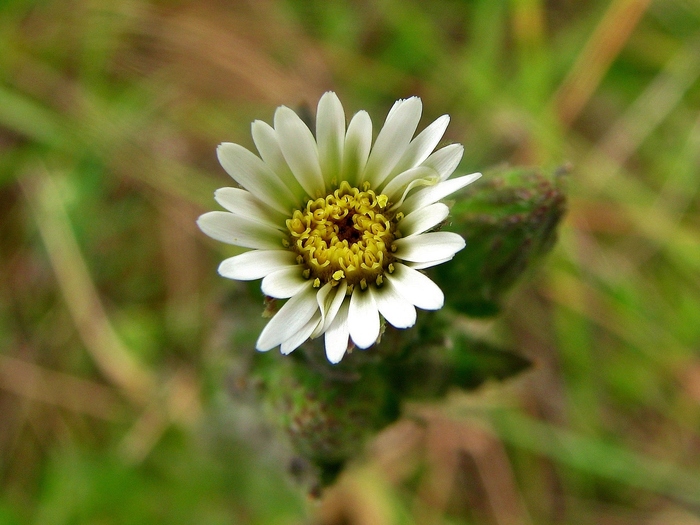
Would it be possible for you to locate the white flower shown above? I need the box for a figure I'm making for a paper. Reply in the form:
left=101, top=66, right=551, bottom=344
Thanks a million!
left=198, top=93, right=481, bottom=364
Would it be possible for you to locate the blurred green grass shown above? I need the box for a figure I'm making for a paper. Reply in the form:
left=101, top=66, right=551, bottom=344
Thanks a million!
left=1, top=0, right=700, bottom=523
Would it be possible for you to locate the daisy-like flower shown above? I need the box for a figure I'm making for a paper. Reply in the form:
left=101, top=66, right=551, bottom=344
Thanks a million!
left=198, top=92, right=481, bottom=363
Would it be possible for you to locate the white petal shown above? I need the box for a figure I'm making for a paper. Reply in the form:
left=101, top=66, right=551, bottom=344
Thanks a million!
left=218, top=250, right=297, bottom=280
left=362, top=97, right=423, bottom=188
left=316, top=92, right=346, bottom=188
left=407, top=255, right=455, bottom=270
left=380, top=165, right=438, bottom=204
left=341, top=110, right=372, bottom=187
left=399, top=203, right=449, bottom=237
left=261, top=267, right=308, bottom=299
left=312, top=283, right=333, bottom=335
left=216, top=143, right=297, bottom=214
left=421, top=144, right=464, bottom=181
left=387, top=263, right=444, bottom=310
left=400, top=172, right=482, bottom=215
left=280, top=313, right=321, bottom=355
left=323, top=281, right=348, bottom=332
left=197, top=211, right=283, bottom=249
left=370, top=279, right=416, bottom=329
left=386, top=115, right=450, bottom=180
left=324, top=300, right=350, bottom=364
left=394, top=231, right=465, bottom=263
left=348, top=288, right=380, bottom=349
left=256, top=284, right=318, bottom=351
left=312, top=280, right=348, bottom=338
left=251, top=120, right=306, bottom=201
left=274, top=106, right=325, bottom=198
left=214, top=187, right=286, bottom=230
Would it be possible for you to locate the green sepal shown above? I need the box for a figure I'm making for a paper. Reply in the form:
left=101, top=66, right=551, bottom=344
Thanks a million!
left=255, top=341, right=400, bottom=489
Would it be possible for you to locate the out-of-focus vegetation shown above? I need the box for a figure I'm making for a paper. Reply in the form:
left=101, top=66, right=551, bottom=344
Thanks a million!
left=1, top=0, right=699, bottom=523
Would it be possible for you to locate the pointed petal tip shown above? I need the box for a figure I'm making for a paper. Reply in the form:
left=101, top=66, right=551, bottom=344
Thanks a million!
left=429, top=113, right=450, bottom=131
left=402, top=95, right=422, bottom=104
left=216, top=142, right=234, bottom=156
left=195, top=211, right=220, bottom=235
left=400, top=96, right=423, bottom=111
left=279, top=340, right=300, bottom=355
left=406, top=97, right=423, bottom=114
left=325, top=347, right=345, bottom=364
left=319, top=90, right=341, bottom=103
left=273, top=104, right=297, bottom=122
left=250, top=119, right=267, bottom=133
left=454, top=170, right=482, bottom=188
left=255, top=335, right=275, bottom=353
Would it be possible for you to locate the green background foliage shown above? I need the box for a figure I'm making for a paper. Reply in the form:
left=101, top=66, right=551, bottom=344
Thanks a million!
left=1, top=0, right=700, bottom=523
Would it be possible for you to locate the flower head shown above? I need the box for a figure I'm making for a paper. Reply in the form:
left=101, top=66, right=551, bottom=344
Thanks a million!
left=198, top=93, right=481, bottom=363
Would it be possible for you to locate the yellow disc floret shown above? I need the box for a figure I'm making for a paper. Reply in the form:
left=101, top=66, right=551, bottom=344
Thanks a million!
left=286, top=181, right=397, bottom=287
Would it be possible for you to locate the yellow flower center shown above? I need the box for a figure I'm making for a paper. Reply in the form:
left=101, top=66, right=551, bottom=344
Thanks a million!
left=286, top=181, right=398, bottom=288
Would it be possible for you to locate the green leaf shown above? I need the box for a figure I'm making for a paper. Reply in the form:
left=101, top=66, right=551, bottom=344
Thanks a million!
left=390, top=324, right=532, bottom=399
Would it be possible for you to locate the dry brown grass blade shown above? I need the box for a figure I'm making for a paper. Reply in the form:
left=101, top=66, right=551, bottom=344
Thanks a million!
left=19, top=169, right=155, bottom=405
left=0, top=354, right=124, bottom=420
left=467, top=429, right=534, bottom=525
left=553, top=0, right=652, bottom=127
left=151, top=5, right=328, bottom=105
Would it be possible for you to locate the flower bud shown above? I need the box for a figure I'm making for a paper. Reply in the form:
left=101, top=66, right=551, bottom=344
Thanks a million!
left=432, top=165, right=568, bottom=316
left=260, top=343, right=398, bottom=487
